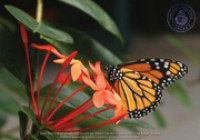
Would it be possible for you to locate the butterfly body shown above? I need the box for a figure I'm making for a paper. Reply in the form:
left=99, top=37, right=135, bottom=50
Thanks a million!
left=105, top=58, right=188, bottom=119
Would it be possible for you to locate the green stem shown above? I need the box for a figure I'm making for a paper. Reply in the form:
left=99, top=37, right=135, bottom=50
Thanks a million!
left=36, top=0, right=43, bottom=22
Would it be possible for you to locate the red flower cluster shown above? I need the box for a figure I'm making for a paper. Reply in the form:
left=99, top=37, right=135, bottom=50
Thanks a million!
left=20, top=24, right=127, bottom=132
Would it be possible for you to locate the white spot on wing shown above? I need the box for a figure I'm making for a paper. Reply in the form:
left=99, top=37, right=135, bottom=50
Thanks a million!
left=166, top=71, right=171, bottom=75
left=154, top=62, right=159, bottom=65
left=164, top=62, right=169, bottom=69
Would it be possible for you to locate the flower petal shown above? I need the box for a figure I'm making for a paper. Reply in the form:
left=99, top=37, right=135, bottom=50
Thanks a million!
left=104, top=90, right=121, bottom=105
left=53, top=58, right=66, bottom=64
left=95, top=61, right=102, bottom=73
left=71, top=62, right=82, bottom=81
left=95, top=73, right=107, bottom=89
left=31, top=44, right=67, bottom=58
left=93, top=91, right=105, bottom=108
left=89, top=61, right=107, bottom=89
left=89, top=61, right=102, bottom=74
left=82, top=75, right=99, bottom=90
left=89, top=61, right=98, bottom=74
left=80, top=65, right=90, bottom=78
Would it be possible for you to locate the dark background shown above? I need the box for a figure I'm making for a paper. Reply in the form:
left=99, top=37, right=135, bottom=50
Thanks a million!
left=1, top=0, right=199, bottom=52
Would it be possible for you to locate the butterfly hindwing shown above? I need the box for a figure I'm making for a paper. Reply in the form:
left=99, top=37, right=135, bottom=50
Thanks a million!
left=114, top=68, right=162, bottom=118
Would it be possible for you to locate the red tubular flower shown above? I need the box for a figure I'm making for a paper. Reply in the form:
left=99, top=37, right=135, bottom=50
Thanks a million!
left=20, top=24, right=38, bottom=116
left=20, top=24, right=126, bottom=133
left=31, top=44, right=67, bottom=58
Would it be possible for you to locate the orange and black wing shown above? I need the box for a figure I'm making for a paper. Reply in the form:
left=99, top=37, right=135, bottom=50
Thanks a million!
left=113, top=68, right=162, bottom=118
left=105, top=58, right=188, bottom=118
left=118, top=58, right=188, bottom=89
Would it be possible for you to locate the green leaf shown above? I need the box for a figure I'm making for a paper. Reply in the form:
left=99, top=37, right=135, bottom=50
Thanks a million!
left=0, top=89, right=20, bottom=115
left=169, top=82, right=192, bottom=107
left=5, top=5, right=73, bottom=44
left=18, top=110, right=28, bottom=139
left=59, top=0, right=123, bottom=44
left=38, top=23, right=73, bottom=43
left=43, top=28, right=122, bottom=66
left=152, top=110, right=166, bottom=128
left=20, top=106, right=40, bottom=128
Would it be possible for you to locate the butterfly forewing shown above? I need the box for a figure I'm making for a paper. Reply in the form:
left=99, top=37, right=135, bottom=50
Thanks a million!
left=118, top=58, right=188, bottom=89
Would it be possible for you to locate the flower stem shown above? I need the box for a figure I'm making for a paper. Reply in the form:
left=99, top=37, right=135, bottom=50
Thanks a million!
left=24, top=0, right=43, bottom=139
left=37, top=51, right=51, bottom=114
left=46, top=84, right=87, bottom=121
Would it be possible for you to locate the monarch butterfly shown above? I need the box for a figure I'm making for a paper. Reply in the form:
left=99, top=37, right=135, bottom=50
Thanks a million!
left=105, top=58, right=188, bottom=119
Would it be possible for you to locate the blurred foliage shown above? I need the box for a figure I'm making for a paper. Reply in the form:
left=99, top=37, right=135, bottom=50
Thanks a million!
left=169, top=82, right=192, bottom=108
left=164, top=34, right=200, bottom=68
left=0, top=0, right=193, bottom=140
left=164, top=34, right=194, bottom=107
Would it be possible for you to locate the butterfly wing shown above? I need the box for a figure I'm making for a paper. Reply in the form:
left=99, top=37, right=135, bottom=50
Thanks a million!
left=113, top=68, right=162, bottom=118
left=118, top=58, right=188, bottom=89
left=105, top=58, right=188, bottom=119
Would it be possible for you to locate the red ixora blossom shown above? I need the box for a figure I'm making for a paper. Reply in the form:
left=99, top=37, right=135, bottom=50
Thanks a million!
left=20, top=24, right=127, bottom=133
